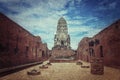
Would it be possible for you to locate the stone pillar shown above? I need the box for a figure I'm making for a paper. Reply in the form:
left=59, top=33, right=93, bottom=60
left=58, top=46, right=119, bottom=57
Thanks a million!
left=90, top=57, right=104, bottom=75
left=89, top=40, right=104, bottom=75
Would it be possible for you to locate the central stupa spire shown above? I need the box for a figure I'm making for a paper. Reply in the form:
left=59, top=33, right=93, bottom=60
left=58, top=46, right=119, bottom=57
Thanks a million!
left=53, top=17, right=70, bottom=49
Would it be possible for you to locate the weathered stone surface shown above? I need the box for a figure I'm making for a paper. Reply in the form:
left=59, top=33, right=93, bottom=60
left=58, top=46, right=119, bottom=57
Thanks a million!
left=90, top=57, right=104, bottom=75
left=27, top=69, right=41, bottom=75
left=51, top=49, right=75, bottom=59
left=51, top=17, right=75, bottom=59
left=39, top=65, right=48, bottom=69
left=53, top=17, right=70, bottom=49
left=0, top=13, right=49, bottom=69
left=77, top=37, right=91, bottom=62
left=77, top=19, right=120, bottom=68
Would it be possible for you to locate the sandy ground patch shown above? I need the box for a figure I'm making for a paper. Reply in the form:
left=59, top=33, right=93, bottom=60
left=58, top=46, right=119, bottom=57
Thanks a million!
left=0, top=61, right=120, bottom=80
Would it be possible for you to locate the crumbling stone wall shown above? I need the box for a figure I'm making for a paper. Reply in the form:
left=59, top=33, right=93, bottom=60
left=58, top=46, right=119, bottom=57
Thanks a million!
left=77, top=20, right=120, bottom=68
left=0, top=13, right=48, bottom=69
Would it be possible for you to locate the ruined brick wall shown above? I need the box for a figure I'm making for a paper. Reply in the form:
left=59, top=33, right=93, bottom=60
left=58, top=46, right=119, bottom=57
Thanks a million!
left=41, top=43, right=49, bottom=60
left=0, top=13, right=48, bottom=69
left=77, top=20, right=120, bottom=68
left=92, top=20, right=120, bottom=68
left=51, top=49, right=75, bottom=58
left=77, top=37, right=91, bottom=62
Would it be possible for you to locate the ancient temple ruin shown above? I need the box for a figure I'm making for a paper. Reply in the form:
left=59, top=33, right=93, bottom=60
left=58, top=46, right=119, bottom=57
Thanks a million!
left=53, top=17, right=71, bottom=49
left=51, top=17, right=75, bottom=60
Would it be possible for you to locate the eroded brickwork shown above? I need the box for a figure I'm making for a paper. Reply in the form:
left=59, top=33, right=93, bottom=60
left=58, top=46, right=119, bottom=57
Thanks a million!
left=77, top=20, right=120, bottom=68
left=77, top=37, right=91, bottom=62
left=0, top=13, right=48, bottom=69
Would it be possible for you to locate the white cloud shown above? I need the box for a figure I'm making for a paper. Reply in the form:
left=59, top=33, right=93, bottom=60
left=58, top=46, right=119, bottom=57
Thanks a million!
left=8, top=12, right=101, bottom=50
left=47, top=0, right=69, bottom=10
left=5, top=0, right=70, bottom=49
left=2, top=0, right=103, bottom=50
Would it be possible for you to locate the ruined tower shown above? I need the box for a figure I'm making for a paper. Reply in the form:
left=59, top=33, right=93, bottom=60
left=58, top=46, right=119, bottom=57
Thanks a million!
left=51, top=17, right=75, bottom=60
left=53, top=17, right=71, bottom=49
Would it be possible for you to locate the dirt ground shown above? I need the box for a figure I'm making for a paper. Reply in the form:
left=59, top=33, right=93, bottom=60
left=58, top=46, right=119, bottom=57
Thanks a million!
left=0, top=61, right=120, bottom=80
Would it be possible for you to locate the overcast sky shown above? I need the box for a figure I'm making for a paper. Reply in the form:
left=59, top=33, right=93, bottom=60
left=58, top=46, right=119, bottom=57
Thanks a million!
left=0, top=0, right=120, bottom=50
